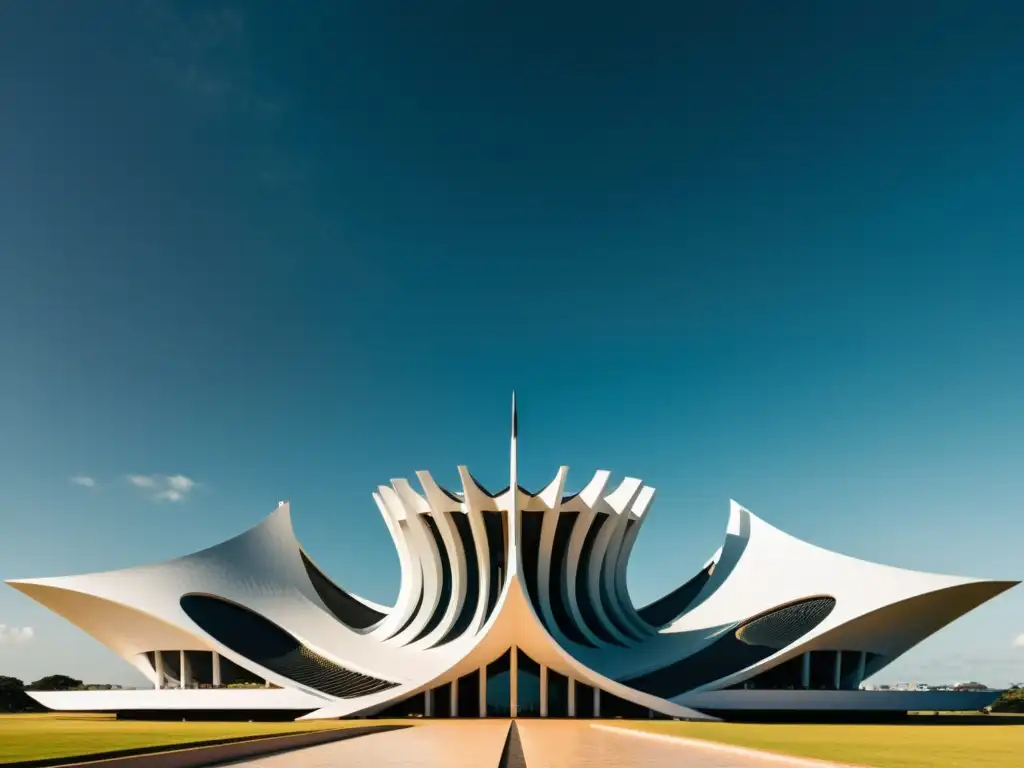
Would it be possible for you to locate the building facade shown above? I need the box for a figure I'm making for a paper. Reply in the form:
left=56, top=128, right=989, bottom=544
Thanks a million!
left=8, top=400, right=1016, bottom=720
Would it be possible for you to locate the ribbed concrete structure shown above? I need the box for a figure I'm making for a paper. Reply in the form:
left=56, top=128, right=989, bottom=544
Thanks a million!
left=7, top=396, right=1016, bottom=720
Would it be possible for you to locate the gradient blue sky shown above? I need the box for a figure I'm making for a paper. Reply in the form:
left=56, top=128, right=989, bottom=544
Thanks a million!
left=1, top=1, right=1023, bottom=687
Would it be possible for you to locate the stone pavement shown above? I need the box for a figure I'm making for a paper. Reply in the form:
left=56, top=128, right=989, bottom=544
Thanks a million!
left=223, top=719, right=825, bottom=767
left=518, top=720, right=822, bottom=766
left=219, top=720, right=510, bottom=767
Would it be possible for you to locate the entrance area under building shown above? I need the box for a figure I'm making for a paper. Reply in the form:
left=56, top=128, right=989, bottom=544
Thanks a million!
left=374, top=647, right=656, bottom=719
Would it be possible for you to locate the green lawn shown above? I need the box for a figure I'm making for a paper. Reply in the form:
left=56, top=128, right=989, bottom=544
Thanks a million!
left=0, top=713, right=403, bottom=764
left=608, top=717, right=1024, bottom=768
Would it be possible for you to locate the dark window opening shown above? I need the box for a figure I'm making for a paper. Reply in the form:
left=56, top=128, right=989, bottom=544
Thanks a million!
left=576, top=516, right=620, bottom=645
left=457, top=670, right=481, bottom=717
left=411, top=516, right=453, bottom=642
left=839, top=650, right=862, bottom=690
left=516, top=649, right=542, bottom=717
left=300, top=551, right=385, bottom=630
left=598, top=551, right=642, bottom=642
left=431, top=682, right=452, bottom=718
left=485, top=649, right=512, bottom=717
left=575, top=681, right=595, bottom=718
left=520, top=511, right=544, bottom=614
left=808, top=650, right=838, bottom=690
left=550, top=512, right=593, bottom=646
left=546, top=669, right=569, bottom=717
left=436, top=513, right=479, bottom=645
left=483, top=512, right=505, bottom=620
left=180, top=594, right=398, bottom=699
left=184, top=651, right=211, bottom=685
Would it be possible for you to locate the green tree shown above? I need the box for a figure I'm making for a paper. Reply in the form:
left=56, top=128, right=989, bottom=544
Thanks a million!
left=27, top=674, right=82, bottom=691
left=0, top=676, right=23, bottom=692
left=0, top=676, right=34, bottom=712
left=992, top=687, right=1024, bottom=713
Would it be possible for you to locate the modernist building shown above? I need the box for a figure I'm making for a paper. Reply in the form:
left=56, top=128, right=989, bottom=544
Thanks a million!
left=8, top=399, right=1016, bottom=721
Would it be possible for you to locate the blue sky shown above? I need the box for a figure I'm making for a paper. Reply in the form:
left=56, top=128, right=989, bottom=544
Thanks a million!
left=1, top=1, right=1023, bottom=687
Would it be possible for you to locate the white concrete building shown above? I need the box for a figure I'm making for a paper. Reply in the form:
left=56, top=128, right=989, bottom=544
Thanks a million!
left=7, top=397, right=1015, bottom=720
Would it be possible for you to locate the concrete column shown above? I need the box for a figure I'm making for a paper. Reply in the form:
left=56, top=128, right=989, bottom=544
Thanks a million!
left=567, top=677, right=576, bottom=717
left=539, top=665, right=548, bottom=717
left=856, top=651, right=867, bottom=689
left=479, top=666, right=487, bottom=718
left=593, top=686, right=601, bottom=718
left=833, top=651, right=842, bottom=690
left=212, top=652, right=221, bottom=687
left=425, top=687, right=434, bottom=717
left=154, top=651, right=164, bottom=690
left=264, top=680, right=271, bottom=688
left=179, top=650, right=189, bottom=689
left=450, top=679, right=459, bottom=717
left=801, top=652, right=811, bottom=689
left=648, top=708, right=654, bottom=719
left=509, top=646, right=518, bottom=718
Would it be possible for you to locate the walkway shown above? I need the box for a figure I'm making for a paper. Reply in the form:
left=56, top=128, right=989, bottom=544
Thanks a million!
left=219, top=720, right=509, bottom=767
left=223, top=719, right=832, bottom=767
left=518, top=721, right=824, bottom=766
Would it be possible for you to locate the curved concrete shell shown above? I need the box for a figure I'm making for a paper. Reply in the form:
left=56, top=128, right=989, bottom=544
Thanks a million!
left=7, top=397, right=1017, bottom=720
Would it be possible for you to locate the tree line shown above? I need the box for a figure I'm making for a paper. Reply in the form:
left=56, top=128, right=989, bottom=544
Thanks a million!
left=0, top=675, right=83, bottom=712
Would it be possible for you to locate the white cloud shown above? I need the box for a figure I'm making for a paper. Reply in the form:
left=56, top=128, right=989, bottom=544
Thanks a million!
left=1014, top=634, right=1024, bottom=649
left=167, top=475, right=195, bottom=493
left=0, top=625, right=34, bottom=644
left=127, top=474, right=197, bottom=502
left=70, top=475, right=96, bottom=488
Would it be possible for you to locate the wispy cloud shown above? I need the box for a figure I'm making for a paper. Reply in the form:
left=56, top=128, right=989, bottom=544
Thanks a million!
left=0, top=625, right=34, bottom=644
left=157, top=475, right=196, bottom=502
left=70, top=475, right=97, bottom=488
left=127, top=474, right=198, bottom=502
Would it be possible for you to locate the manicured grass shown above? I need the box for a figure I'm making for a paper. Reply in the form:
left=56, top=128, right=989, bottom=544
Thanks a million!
left=608, top=717, right=1024, bottom=768
left=0, top=712, right=405, bottom=764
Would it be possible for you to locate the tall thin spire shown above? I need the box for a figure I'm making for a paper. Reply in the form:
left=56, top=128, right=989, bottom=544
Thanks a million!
left=510, top=391, right=518, bottom=493
left=507, top=391, right=520, bottom=576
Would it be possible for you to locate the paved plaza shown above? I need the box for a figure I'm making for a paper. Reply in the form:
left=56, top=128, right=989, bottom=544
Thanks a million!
left=224, top=720, right=827, bottom=767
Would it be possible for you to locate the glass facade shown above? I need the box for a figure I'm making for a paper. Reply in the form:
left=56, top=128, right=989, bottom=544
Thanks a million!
left=516, top=651, right=542, bottom=717
left=485, top=649, right=511, bottom=716
left=376, top=646, right=653, bottom=719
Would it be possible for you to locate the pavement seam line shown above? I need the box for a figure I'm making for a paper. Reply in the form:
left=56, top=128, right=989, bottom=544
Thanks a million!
left=590, top=724, right=869, bottom=768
